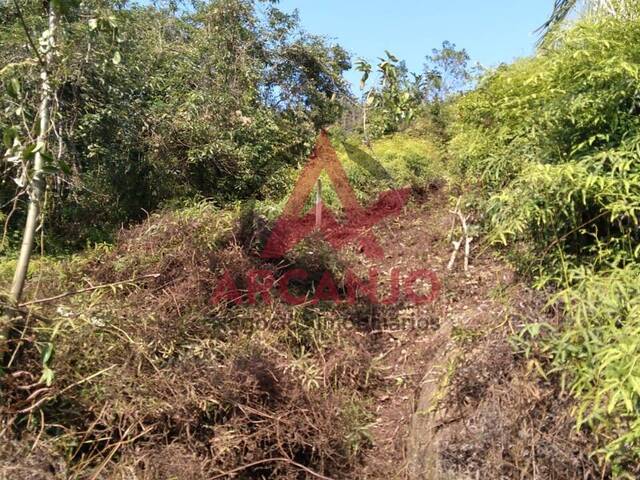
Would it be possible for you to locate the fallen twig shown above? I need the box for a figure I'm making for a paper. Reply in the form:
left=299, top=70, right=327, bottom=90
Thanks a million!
left=17, top=365, right=116, bottom=414
left=210, top=457, right=335, bottom=480
left=0, top=303, right=51, bottom=323
left=19, top=274, right=160, bottom=307
left=447, top=237, right=463, bottom=270
left=89, top=423, right=152, bottom=480
left=447, top=197, right=462, bottom=241
left=464, top=234, right=474, bottom=272
left=447, top=204, right=473, bottom=272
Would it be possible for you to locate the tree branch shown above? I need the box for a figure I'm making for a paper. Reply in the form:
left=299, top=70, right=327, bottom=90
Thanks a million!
left=12, top=0, right=45, bottom=67
left=210, top=457, right=335, bottom=480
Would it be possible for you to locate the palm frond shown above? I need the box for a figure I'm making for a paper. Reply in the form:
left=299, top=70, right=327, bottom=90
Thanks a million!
left=537, top=0, right=581, bottom=40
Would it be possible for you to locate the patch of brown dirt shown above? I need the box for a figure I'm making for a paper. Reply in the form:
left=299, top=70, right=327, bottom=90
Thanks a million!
left=343, top=186, right=600, bottom=479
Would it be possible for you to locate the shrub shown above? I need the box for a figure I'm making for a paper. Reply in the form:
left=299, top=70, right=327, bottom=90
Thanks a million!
left=449, top=15, right=640, bottom=475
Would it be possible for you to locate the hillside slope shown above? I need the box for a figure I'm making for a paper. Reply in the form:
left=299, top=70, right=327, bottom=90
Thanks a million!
left=0, top=134, right=596, bottom=479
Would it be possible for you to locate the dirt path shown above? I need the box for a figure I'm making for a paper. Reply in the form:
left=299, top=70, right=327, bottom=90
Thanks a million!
left=349, top=186, right=591, bottom=479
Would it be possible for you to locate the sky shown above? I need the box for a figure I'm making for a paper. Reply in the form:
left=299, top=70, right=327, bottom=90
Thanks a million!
left=275, top=0, right=553, bottom=89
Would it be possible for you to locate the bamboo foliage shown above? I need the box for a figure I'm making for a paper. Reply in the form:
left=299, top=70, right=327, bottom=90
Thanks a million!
left=450, top=11, right=640, bottom=475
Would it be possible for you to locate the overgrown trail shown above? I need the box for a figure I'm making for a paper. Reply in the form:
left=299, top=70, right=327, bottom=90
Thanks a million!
left=0, top=174, right=595, bottom=480
left=348, top=186, right=594, bottom=479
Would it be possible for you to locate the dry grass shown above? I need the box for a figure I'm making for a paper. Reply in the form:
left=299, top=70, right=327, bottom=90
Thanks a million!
left=1, top=202, right=385, bottom=479
left=0, top=187, right=603, bottom=479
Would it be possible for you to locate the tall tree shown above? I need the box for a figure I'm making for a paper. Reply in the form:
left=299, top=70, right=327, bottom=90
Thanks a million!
left=423, top=41, right=472, bottom=103
left=355, top=51, right=421, bottom=138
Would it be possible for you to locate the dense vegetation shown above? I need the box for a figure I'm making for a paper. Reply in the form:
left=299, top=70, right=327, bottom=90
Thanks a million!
left=4, top=0, right=640, bottom=477
left=1, top=0, right=350, bottom=249
left=449, top=7, right=640, bottom=476
left=0, top=0, right=459, bottom=477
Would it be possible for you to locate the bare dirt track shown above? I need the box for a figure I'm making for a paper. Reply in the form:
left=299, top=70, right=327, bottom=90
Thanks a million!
left=350, top=185, right=598, bottom=480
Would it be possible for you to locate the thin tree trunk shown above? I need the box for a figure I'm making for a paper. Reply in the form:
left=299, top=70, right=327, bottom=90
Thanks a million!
left=315, top=179, right=322, bottom=229
left=10, top=3, right=57, bottom=304
left=362, top=103, right=367, bottom=142
left=362, top=93, right=370, bottom=144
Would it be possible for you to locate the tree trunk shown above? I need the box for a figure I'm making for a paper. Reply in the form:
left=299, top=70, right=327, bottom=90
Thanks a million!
left=362, top=99, right=368, bottom=144
left=2, top=2, right=57, bottom=362
left=10, top=3, right=57, bottom=304
left=315, top=179, right=322, bottom=229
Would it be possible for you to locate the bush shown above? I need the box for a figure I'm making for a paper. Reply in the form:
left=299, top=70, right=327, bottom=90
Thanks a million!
left=449, top=15, right=640, bottom=475
left=0, top=0, right=351, bottom=251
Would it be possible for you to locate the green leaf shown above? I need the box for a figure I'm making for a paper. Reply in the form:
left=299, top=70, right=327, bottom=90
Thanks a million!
left=57, top=158, right=72, bottom=175
left=33, top=141, right=46, bottom=153
left=40, top=149, right=54, bottom=164
left=39, top=366, right=54, bottom=387
left=6, top=78, right=21, bottom=99
left=41, top=342, right=54, bottom=365
left=607, top=389, right=621, bottom=414
left=384, top=50, right=398, bottom=62
left=41, top=165, right=59, bottom=175
left=359, top=71, right=369, bottom=90
left=22, top=144, right=36, bottom=161
left=11, top=78, right=21, bottom=97
left=2, top=127, right=18, bottom=148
